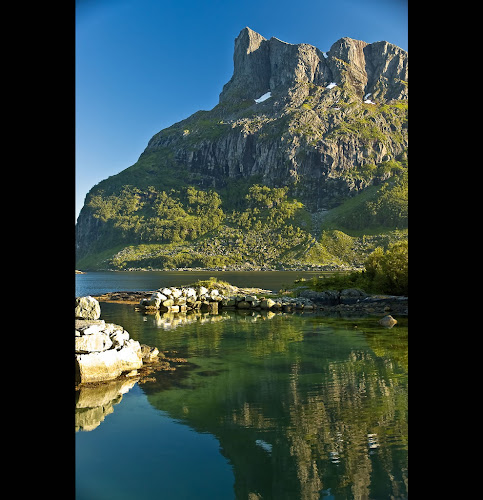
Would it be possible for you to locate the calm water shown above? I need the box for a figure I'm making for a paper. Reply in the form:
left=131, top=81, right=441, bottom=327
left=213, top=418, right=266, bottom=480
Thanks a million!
left=75, top=273, right=408, bottom=500
left=75, top=270, right=329, bottom=297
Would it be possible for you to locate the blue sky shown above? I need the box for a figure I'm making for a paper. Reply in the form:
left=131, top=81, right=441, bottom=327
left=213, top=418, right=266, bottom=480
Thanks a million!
left=75, top=0, right=408, bottom=220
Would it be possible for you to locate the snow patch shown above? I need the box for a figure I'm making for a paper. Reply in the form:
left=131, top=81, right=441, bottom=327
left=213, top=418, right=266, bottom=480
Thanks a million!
left=364, top=93, right=372, bottom=100
left=322, top=52, right=328, bottom=59
left=364, top=99, right=375, bottom=104
left=326, top=82, right=337, bottom=89
left=254, top=92, right=271, bottom=103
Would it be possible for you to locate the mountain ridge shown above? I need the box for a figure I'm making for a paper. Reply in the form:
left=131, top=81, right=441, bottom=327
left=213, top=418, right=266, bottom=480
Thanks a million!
left=219, top=27, right=407, bottom=105
left=76, top=27, right=408, bottom=270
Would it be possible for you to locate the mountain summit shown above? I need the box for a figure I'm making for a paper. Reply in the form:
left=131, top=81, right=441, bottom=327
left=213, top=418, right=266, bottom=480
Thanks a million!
left=220, top=27, right=407, bottom=104
left=76, top=28, right=408, bottom=270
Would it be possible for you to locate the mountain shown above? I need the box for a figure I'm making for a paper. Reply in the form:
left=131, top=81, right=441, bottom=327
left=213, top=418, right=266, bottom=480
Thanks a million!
left=76, top=27, right=408, bottom=271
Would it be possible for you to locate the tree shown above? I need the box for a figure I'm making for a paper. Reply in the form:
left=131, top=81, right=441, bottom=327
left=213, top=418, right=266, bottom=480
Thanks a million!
left=365, top=240, right=408, bottom=295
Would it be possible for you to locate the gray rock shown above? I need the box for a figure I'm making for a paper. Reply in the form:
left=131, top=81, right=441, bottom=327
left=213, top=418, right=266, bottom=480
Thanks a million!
left=75, top=296, right=101, bottom=320
left=75, top=333, right=112, bottom=353
left=75, top=319, right=106, bottom=330
left=147, top=292, right=167, bottom=307
left=260, top=298, right=276, bottom=309
left=298, top=289, right=339, bottom=305
left=340, top=288, right=368, bottom=304
left=140, top=344, right=159, bottom=363
left=78, top=323, right=105, bottom=336
left=378, top=315, right=397, bottom=328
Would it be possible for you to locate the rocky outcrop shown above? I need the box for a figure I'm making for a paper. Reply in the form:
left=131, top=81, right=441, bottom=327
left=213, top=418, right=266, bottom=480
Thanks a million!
left=220, top=27, right=407, bottom=103
left=75, top=297, right=160, bottom=384
left=75, top=296, right=101, bottom=320
left=136, top=27, right=407, bottom=211
left=136, top=285, right=407, bottom=316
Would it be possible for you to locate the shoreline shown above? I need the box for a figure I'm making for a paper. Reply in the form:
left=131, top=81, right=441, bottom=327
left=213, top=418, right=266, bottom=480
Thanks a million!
left=92, top=289, right=408, bottom=316
left=76, top=265, right=357, bottom=273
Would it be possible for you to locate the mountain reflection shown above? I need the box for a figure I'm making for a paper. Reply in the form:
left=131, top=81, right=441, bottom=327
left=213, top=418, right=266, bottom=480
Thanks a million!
left=137, top=312, right=408, bottom=499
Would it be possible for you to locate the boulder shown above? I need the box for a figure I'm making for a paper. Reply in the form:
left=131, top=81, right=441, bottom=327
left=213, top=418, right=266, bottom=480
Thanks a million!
left=298, top=290, right=339, bottom=305
left=75, top=319, right=105, bottom=331
left=161, top=298, right=175, bottom=308
left=378, top=315, right=397, bottom=327
left=147, top=292, right=167, bottom=307
left=75, top=299, right=156, bottom=385
left=75, top=333, right=112, bottom=353
left=140, top=344, right=159, bottom=363
left=75, top=349, right=123, bottom=384
left=76, top=339, right=144, bottom=384
left=340, top=288, right=368, bottom=304
left=260, top=298, right=276, bottom=309
left=75, top=296, right=101, bottom=320
left=110, top=330, right=130, bottom=349
left=117, top=340, right=143, bottom=372
left=77, top=324, right=106, bottom=337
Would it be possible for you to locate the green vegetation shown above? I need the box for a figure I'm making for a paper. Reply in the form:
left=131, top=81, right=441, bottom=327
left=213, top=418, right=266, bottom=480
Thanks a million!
left=301, top=239, right=408, bottom=295
left=76, top=85, right=408, bottom=276
left=318, top=168, right=408, bottom=233
left=76, top=172, right=408, bottom=276
left=86, top=185, right=224, bottom=246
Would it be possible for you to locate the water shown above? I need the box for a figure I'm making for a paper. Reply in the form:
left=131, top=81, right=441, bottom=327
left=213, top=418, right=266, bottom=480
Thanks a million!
left=75, top=270, right=329, bottom=297
left=75, top=274, right=408, bottom=500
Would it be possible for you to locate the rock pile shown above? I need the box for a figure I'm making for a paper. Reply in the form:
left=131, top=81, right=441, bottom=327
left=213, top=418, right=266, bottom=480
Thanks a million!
left=137, top=286, right=408, bottom=316
left=138, top=286, right=316, bottom=313
left=75, top=296, right=159, bottom=385
left=139, top=286, right=221, bottom=314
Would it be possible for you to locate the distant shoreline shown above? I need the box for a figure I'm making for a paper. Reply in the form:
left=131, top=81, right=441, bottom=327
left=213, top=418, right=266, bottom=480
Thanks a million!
left=75, top=266, right=354, bottom=274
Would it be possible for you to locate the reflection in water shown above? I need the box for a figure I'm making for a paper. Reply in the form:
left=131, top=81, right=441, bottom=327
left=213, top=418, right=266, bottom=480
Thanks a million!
left=80, top=303, right=408, bottom=499
left=75, top=377, right=138, bottom=432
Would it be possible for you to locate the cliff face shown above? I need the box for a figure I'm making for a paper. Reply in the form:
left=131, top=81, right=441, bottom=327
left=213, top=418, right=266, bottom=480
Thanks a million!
left=139, top=28, right=407, bottom=209
left=76, top=28, right=408, bottom=263
left=219, top=28, right=407, bottom=103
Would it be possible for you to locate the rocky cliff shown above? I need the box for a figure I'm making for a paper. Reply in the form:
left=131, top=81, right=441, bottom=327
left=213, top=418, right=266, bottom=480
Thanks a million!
left=137, top=27, right=407, bottom=207
left=76, top=28, right=407, bottom=269
left=219, top=28, right=407, bottom=103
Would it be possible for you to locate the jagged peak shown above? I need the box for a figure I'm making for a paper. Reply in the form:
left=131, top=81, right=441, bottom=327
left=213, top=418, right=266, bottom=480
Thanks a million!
left=220, top=28, right=407, bottom=103
left=236, top=27, right=267, bottom=54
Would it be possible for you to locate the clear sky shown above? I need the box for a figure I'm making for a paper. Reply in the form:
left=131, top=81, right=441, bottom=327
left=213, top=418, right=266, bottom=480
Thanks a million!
left=75, top=0, right=408, bottom=221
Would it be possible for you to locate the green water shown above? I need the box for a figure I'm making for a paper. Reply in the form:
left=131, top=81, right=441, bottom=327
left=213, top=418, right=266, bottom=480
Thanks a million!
left=76, top=303, right=408, bottom=499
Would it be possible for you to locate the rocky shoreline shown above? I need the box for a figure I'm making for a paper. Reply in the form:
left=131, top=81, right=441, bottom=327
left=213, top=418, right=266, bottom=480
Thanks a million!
left=75, top=296, right=186, bottom=386
left=77, top=283, right=406, bottom=386
left=94, top=284, right=408, bottom=316
left=77, top=263, right=359, bottom=273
